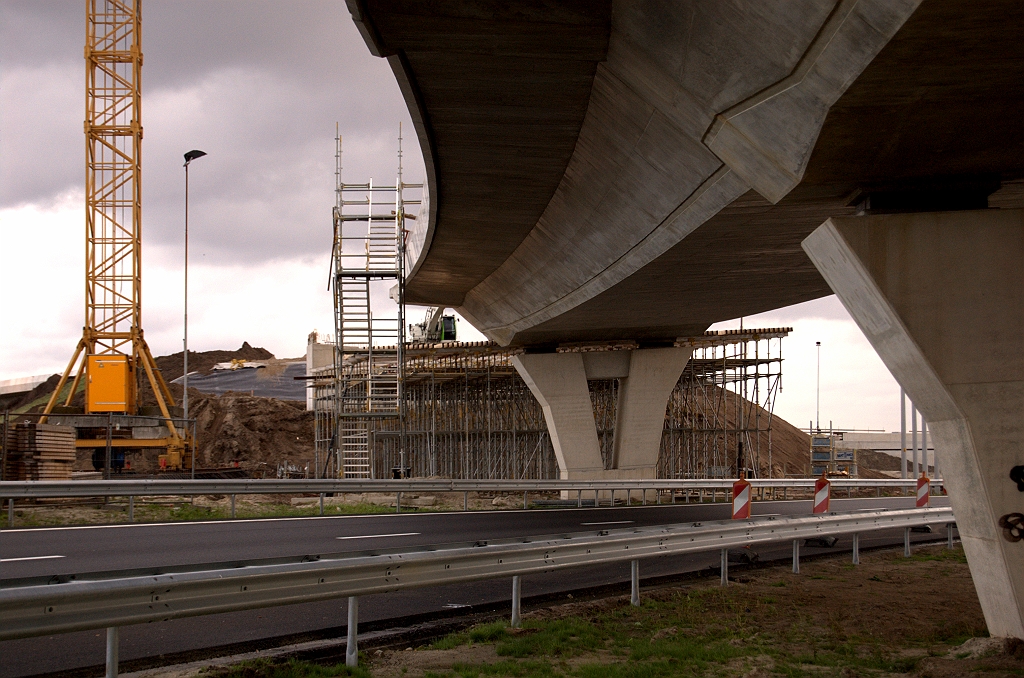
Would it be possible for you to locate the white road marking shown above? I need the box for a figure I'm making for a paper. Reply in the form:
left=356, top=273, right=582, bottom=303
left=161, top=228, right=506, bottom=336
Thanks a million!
left=0, top=555, right=65, bottom=563
left=581, top=520, right=635, bottom=526
left=336, top=532, right=420, bottom=540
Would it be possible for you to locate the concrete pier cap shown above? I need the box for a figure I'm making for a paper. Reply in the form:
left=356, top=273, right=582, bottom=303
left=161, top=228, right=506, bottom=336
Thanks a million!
left=803, top=209, right=1024, bottom=639
left=512, top=345, right=692, bottom=487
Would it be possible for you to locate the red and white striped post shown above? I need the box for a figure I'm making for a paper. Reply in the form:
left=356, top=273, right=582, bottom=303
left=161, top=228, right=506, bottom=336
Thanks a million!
left=732, top=476, right=752, bottom=519
left=916, top=474, right=931, bottom=507
left=813, top=474, right=831, bottom=514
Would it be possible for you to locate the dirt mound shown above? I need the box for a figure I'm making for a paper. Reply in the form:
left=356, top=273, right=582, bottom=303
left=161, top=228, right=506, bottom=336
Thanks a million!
left=155, top=342, right=275, bottom=381
left=763, top=412, right=811, bottom=477
left=699, top=384, right=810, bottom=477
left=857, top=449, right=903, bottom=471
left=188, top=391, right=314, bottom=471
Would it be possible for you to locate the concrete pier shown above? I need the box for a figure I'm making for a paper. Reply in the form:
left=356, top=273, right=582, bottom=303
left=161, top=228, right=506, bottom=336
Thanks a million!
left=513, top=347, right=690, bottom=480
left=803, top=209, right=1024, bottom=639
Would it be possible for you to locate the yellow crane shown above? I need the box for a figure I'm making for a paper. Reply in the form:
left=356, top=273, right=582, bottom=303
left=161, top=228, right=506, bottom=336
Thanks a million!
left=41, top=0, right=188, bottom=469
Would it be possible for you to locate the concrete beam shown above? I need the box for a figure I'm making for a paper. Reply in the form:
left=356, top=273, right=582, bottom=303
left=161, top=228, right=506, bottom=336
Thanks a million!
left=803, top=209, right=1024, bottom=639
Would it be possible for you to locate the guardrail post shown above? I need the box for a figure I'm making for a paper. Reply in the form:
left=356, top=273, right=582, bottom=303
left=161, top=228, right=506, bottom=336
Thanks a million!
left=511, top=575, right=522, bottom=628
left=128, top=496, right=134, bottom=523
left=904, top=527, right=911, bottom=557
left=523, top=491, right=528, bottom=510
left=630, top=560, right=640, bottom=606
left=642, top=489, right=647, bottom=506
left=594, top=489, right=599, bottom=508
left=656, top=489, right=661, bottom=505
left=7, top=498, right=12, bottom=528
left=105, top=627, right=118, bottom=678
left=792, top=539, right=800, bottom=574
left=346, top=596, right=358, bottom=667
left=396, top=492, right=401, bottom=513
left=464, top=491, right=468, bottom=511
left=319, top=493, right=324, bottom=516
left=626, top=489, right=631, bottom=505
left=609, top=489, right=614, bottom=507
left=783, top=487, right=787, bottom=500
left=231, top=494, right=236, bottom=519
left=577, top=490, right=582, bottom=508
left=720, top=548, right=728, bottom=586
left=947, top=523, right=955, bottom=549
left=852, top=533, right=860, bottom=565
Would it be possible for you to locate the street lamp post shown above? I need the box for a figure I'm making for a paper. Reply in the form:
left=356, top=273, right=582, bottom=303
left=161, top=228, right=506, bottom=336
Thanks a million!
left=815, top=341, right=821, bottom=432
left=182, top=150, right=206, bottom=446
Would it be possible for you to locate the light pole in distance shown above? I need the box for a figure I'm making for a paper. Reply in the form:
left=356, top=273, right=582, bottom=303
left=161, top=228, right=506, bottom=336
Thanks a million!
left=815, top=341, right=821, bottom=432
left=182, top=150, right=206, bottom=435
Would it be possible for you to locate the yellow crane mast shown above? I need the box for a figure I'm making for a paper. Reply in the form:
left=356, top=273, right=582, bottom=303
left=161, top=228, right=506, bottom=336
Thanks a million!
left=41, top=0, right=187, bottom=469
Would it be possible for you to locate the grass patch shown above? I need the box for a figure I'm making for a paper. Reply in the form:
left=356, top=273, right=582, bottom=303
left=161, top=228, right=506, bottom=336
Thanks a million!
left=427, top=660, right=558, bottom=677
left=903, top=548, right=968, bottom=564
left=386, top=545, right=991, bottom=678
left=431, top=622, right=510, bottom=650
left=202, top=658, right=370, bottom=677
left=4, top=499, right=432, bottom=529
left=497, top=619, right=603, bottom=658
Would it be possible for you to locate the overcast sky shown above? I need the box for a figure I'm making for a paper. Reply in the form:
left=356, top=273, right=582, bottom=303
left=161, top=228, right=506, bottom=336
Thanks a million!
left=0, top=1, right=904, bottom=432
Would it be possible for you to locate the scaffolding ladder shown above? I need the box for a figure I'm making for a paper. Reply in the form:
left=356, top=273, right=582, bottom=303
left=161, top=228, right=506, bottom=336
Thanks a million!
left=329, top=129, right=420, bottom=477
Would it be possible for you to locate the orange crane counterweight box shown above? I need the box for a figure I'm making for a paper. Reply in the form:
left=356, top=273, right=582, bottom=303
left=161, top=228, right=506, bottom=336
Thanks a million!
left=86, top=355, right=132, bottom=413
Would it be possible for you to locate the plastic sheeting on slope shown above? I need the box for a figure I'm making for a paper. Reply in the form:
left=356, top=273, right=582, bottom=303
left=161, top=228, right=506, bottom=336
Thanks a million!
left=171, top=362, right=306, bottom=401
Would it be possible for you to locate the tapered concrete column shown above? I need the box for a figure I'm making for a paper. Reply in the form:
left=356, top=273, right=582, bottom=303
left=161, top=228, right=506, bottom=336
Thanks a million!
left=513, top=347, right=690, bottom=480
left=512, top=352, right=604, bottom=479
left=803, top=209, right=1024, bottom=639
left=613, top=348, right=693, bottom=473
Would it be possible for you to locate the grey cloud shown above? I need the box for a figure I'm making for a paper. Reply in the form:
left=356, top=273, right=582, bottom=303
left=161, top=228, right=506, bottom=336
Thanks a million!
left=2, top=0, right=425, bottom=265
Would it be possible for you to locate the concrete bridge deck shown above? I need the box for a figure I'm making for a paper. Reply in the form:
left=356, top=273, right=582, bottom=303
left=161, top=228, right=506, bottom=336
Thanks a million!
left=348, top=0, right=1024, bottom=347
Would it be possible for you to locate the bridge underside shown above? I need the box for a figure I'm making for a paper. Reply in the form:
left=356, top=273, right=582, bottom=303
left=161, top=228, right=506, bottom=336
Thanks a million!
left=350, top=0, right=1024, bottom=346
left=349, top=0, right=1024, bottom=640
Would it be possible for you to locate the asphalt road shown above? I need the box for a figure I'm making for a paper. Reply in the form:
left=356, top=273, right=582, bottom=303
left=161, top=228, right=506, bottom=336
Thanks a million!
left=0, top=496, right=951, bottom=677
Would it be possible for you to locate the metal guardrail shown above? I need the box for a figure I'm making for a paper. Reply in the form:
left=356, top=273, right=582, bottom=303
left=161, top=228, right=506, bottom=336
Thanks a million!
left=0, top=477, right=940, bottom=500
left=0, top=507, right=953, bottom=641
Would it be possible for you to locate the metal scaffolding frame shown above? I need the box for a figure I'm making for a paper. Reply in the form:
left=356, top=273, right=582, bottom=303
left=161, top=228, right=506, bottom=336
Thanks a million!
left=324, top=127, right=421, bottom=478
left=662, top=329, right=786, bottom=479
left=312, top=331, right=787, bottom=480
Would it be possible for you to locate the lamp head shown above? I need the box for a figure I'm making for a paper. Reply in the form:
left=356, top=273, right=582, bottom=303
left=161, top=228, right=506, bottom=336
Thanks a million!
left=183, top=150, right=207, bottom=166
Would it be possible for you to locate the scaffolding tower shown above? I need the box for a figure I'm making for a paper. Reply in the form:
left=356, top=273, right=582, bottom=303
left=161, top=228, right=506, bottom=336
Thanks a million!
left=327, top=127, right=421, bottom=477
